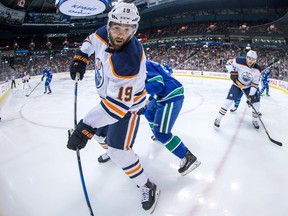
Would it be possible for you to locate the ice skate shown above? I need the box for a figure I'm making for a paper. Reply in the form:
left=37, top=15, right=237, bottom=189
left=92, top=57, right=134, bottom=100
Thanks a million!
left=47, top=91, right=52, bottom=94
left=252, top=121, right=260, bottom=129
left=98, top=153, right=110, bottom=163
left=139, top=179, right=160, bottom=213
left=214, top=118, right=221, bottom=128
left=230, top=106, right=238, bottom=112
left=178, top=149, right=201, bottom=176
left=266, top=93, right=270, bottom=96
left=43, top=91, right=47, bottom=94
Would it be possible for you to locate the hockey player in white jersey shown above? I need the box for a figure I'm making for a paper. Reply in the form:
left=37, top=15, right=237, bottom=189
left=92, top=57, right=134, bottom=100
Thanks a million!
left=214, top=50, right=262, bottom=129
left=22, top=72, right=31, bottom=89
left=67, top=2, right=160, bottom=213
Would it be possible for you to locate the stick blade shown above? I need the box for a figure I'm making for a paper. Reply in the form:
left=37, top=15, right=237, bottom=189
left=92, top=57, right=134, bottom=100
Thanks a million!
left=267, top=132, right=282, bottom=146
left=270, top=138, right=282, bottom=146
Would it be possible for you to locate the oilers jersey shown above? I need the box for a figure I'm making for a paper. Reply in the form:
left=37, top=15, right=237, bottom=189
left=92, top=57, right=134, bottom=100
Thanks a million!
left=225, top=57, right=261, bottom=96
left=146, top=60, right=184, bottom=104
left=80, top=26, right=147, bottom=128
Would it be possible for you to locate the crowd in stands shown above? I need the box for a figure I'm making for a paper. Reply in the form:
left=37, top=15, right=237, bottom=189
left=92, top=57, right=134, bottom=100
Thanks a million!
left=1, top=43, right=286, bottom=83
left=0, top=20, right=288, bottom=82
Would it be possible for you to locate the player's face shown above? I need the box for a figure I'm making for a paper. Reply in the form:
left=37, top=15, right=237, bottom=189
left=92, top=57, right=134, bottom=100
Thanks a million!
left=109, top=23, right=134, bottom=50
left=246, top=56, right=256, bottom=67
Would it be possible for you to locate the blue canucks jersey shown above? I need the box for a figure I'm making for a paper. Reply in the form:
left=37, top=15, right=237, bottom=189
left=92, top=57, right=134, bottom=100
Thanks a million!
left=146, top=60, right=184, bottom=104
left=42, top=68, right=53, bottom=80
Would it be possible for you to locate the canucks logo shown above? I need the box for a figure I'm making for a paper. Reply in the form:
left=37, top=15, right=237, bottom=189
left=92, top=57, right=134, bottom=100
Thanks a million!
left=95, top=58, right=104, bottom=88
left=241, top=71, right=252, bottom=82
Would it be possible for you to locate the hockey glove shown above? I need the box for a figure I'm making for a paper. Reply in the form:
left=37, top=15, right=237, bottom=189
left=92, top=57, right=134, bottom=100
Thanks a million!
left=246, top=95, right=253, bottom=107
left=70, top=50, right=89, bottom=80
left=67, top=119, right=95, bottom=151
left=137, top=105, right=147, bottom=115
left=230, top=71, right=238, bottom=82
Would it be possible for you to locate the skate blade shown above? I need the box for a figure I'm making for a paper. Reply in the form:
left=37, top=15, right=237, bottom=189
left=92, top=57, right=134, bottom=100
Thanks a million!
left=149, top=189, right=160, bottom=214
left=181, top=160, right=201, bottom=176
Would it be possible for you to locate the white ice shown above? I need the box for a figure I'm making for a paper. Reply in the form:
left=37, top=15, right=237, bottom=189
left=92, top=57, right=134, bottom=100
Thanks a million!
left=0, top=73, right=287, bottom=216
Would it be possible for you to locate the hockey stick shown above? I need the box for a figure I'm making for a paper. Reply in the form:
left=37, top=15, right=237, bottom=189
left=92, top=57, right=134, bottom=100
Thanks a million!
left=25, top=80, right=42, bottom=97
left=71, top=73, right=95, bottom=216
left=241, top=89, right=282, bottom=146
left=261, top=60, right=280, bottom=71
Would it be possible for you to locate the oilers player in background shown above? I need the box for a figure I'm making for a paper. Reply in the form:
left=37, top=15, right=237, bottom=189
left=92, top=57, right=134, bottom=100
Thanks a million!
left=144, top=60, right=201, bottom=176
left=260, top=68, right=271, bottom=96
left=229, top=45, right=251, bottom=112
left=41, top=65, right=52, bottom=94
left=67, top=2, right=159, bottom=212
left=214, top=50, right=262, bottom=129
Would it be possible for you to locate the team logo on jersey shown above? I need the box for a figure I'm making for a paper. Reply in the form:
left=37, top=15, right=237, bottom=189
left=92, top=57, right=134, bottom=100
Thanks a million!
left=95, top=58, right=104, bottom=88
left=241, top=71, right=252, bottom=82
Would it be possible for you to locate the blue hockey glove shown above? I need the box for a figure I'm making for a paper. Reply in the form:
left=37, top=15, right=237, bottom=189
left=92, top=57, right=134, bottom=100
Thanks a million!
left=67, top=119, right=95, bottom=151
left=70, top=50, right=89, bottom=80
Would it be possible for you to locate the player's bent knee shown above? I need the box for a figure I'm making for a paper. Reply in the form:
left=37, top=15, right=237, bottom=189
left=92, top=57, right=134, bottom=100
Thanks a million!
left=107, top=147, right=139, bottom=167
left=154, top=132, right=172, bottom=143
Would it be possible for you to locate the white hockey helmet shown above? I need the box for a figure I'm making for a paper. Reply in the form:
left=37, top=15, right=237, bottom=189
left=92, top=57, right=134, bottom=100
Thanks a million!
left=246, top=50, right=257, bottom=67
left=107, top=2, right=140, bottom=33
left=246, top=50, right=257, bottom=60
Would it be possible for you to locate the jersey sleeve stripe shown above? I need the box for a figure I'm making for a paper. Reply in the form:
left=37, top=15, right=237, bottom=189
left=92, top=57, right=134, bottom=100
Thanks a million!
left=83, top=37, right=92, bottom=44
left=147, top=75, right=164, bottom=85
left=251, top=82, right=259, bottom=88
left=106, top=96, right=130, bottom=110
left=133, top=89, right=146, bottom=103
left=95, top=33, right=108, bottom=46
left=100, top=101, right=122, bottom=120
left=102, top=99, right=127, bottom=118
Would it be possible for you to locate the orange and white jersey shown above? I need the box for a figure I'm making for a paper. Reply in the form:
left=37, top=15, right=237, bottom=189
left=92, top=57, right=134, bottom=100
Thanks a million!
left=226, top=57, right=261, bottom=95
left=80, top=26, right=147, bottom=128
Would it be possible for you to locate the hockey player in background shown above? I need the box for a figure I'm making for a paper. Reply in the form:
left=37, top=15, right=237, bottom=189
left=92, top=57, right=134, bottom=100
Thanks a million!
left=41, top=65, right=53, bottom=94
left=260, top=68, right=271, bottom=96
left=67, top=2, right=160, bottom=212
left=11, top=73, right=16, bottom=89
left=214, top=50, right=262, bottom=129
left=22, top=72, right=30, bottom=89
left=229, top=45, right=251, bottom=112
left=144, top=60, right=201, bottom=176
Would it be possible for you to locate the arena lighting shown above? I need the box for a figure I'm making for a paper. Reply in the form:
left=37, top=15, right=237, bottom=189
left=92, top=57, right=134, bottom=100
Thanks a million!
left=58, top=0, right=108, bottom=17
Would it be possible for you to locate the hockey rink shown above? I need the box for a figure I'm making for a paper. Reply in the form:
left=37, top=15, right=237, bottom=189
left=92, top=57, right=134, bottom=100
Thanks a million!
left=0, top=73, right=287, bottom=216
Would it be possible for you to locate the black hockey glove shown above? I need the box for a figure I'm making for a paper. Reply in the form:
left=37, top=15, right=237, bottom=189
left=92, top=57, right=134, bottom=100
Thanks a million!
left=70, top=50, right=89, bottom=80
left=230, top=71, right=244, bottom=89
left=230, top=71, right=238, bottom=82
left=246, top=95, right=253, bottom=107
left=137, top=105, right=147, bottom=115
left=67, top=119, right=95, bottom=151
